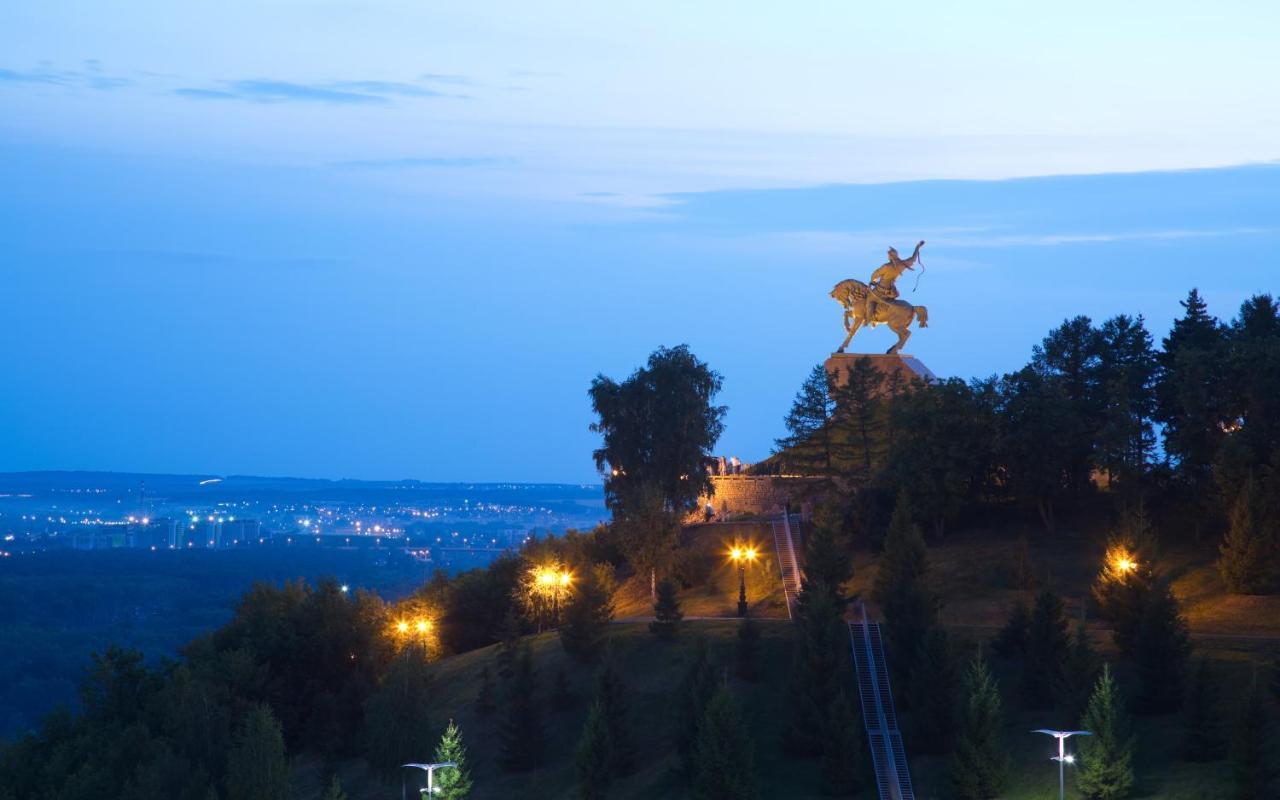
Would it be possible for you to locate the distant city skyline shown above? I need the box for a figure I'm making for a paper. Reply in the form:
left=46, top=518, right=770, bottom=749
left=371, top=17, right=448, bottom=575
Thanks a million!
left=2, top=2, right=1278, bottom=482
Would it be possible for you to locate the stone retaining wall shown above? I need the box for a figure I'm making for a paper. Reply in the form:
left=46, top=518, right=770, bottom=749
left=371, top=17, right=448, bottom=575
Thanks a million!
left=695, top=475, right=825, bottom=521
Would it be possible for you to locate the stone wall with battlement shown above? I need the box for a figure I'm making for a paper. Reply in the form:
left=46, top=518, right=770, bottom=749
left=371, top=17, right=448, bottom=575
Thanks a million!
left=695, top=475, right=825, bottom=522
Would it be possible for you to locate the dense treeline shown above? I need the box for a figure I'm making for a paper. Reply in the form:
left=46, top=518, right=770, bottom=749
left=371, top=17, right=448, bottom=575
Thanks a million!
left=773, top=289, right=1280, bottom=587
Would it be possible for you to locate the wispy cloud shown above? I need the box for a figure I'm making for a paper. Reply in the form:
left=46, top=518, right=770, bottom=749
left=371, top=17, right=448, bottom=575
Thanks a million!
left=0, top=61, right=133, bottom=90
left=174, top=77, right=469, bottom=105
left=334, top=156, right=514, bottom=169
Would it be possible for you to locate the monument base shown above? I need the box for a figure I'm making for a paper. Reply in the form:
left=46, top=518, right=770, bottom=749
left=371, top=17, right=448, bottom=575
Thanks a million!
left=824, top=353, right=936, bottom=392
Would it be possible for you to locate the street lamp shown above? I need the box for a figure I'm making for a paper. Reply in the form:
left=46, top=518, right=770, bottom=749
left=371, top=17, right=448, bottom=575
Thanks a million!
left=401, top=761, right=457, bottom=799
left=729, top=544, right=758, bottom=617
left=1032, top=729, right=1091, bottom=800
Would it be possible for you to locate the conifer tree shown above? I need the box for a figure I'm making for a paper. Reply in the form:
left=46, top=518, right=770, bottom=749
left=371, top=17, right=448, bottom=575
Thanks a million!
left=320, top=775, right=348, bottom=800
left=650, top=579, right=683, bottom=639
left=225, top=704, right=290, bottom=800
left=1076, top=665, right=1135, bottom=800
left=474, top=665, right=496, bottom=715
left=873, top=494, right=937, bottom=689
left=692, top=685, right=761, bottom=800
left=575, top=700, right=613, bottom=800
left=1230, top=677, right=1273, bottom=800
left=499, top=644, right=544, bottom=772
left=735, top=616, right=760, bottom=682
left=1133, top=581, right=1191, bottom=713
left=1219, top=474, right=1276, bottom=594
left=775, top=363, right=837, bottom=476
left=991, top=598, right=1030, bottom=658
left=908, top=626, right=960, bottom=754
left=363, top=652, right=435, bottom=778
left=1155, top=289, right=1228, bottom=495
left=560, top=571, right=614, bottom=662
left=1181, top=659, right=1222, bottom=762
left=803, top=502, right=854, bottom=597
left=820, top=690, right=865, bottom=797
left=593, top=657, right=634, bottom=775
left=829, top=357, right=889, bottom=483
left=675, top=638, right=718, bottom=781
left=951, top=650, right=1009, bottom=800
left=1061, top=622, right=1101, bottom=725
left=1021, top=591, right=1071, bottom=709
left=784, top=581, right=845, bottom=756
left=432, top=720, right=473, bottom=800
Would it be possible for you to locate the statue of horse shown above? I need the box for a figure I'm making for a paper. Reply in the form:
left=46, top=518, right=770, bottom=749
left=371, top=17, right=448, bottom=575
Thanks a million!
left=829, top=279, right=929, bottom=355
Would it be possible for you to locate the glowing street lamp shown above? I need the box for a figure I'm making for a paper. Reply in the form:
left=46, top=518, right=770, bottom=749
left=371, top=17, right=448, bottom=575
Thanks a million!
left=729, top=544, right=758, bottom=617
left=1033, top=729, right=1091, bottom=800
left=401, top=761, right=457, bottom=799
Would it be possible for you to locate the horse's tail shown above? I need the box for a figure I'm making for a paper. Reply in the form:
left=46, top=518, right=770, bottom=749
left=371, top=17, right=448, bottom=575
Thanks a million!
left=915, top=305, right=929, bottom=327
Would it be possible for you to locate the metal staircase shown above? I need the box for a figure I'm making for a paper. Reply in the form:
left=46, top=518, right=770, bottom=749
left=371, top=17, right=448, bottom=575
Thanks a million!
left=769, top=512, right=802, bottom=619
left=849, top=607, right=914, bottom=800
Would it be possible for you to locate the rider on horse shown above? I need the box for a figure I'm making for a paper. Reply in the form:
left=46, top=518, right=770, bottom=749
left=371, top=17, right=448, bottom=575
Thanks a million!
left=865, top=240, right=924, bottom=321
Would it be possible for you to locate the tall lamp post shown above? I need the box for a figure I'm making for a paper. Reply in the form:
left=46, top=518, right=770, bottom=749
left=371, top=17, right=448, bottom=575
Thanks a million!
left=402, top=761, right=457, bottom=798
left=1032, top=729, right=1091, bottom=800
left=730, top=545, right=758, bottom=617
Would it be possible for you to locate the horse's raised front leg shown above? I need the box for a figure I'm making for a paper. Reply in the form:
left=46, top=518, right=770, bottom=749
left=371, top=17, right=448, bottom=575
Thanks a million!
left=887, top=325, right=910, bottom=355
left=837, top=317, right=862, bottom=353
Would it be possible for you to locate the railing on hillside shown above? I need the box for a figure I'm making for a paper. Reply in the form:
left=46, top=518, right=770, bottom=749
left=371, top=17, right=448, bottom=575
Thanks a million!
left=849, top=605, right=914, bottom=800
left=769, top=513, right=802, bottom=619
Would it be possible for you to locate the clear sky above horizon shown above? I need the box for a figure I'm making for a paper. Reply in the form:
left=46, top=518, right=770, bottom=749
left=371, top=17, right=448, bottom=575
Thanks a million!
left=2, top=2, right=1278, bottom=482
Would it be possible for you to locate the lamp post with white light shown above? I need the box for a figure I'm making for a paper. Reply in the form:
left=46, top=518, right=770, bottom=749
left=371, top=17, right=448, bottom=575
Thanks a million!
left=401, top=762, right=457, bottom=799
left=1032, top=729, right=1091, bottom=800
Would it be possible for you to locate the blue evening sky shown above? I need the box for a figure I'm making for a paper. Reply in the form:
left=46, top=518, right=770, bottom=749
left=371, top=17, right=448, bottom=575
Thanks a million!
left=1, top=2, right=1277, bottom=482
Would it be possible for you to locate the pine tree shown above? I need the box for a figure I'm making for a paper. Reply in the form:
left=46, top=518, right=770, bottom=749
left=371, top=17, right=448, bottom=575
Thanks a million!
left=692, top=685, right=761, bottom=800
left=320, top=775, right=347, bottom=800
left=675, top=638, right=718, bottom=781
left=225, top=704, right=290, bottom=800
left=363, top=651, right=435, bottom=777
left=1061, top=622, right=1101, bottom=725
left=873, top=494, right=937, bottom=690
left=560, top=571, right=614, bottom=662
left=784, top=581, right=846, bottom=756
left=1156, top=289, right=1228, bottom=495
left=1230, top=677, right=1273, bottom=800
left=1219, top=474, right=1276, bottom=594
left=829, top=357, right=889, bottom=483
left=575, top=700, right=613, bottom=800
left=908, top=626, right=960, bottom=754
left=650, top=579, right=683, bottom=639
left=1093, top=505, right=1157, bottom=656
left=819, top=690, right=865, bottom=797
left=803, top=502, right=854, bottom=597
left=775, top=363, right=837, bottom=476
left=499, top=644, right=544, bottom=772
left=594, top=658, right=634, bottom=775
left=951, top=650, right=1009, bottom=800
left=991, top=599, right=1030, bottom=658
left=1076, top=665, right=1135, bottom=800
left=474, top=665, right=496, bottom=715
left=1021, top=591, right=1071, bottom=709
left=735, top=616, right=760, bottom=682
left=1133, top=581, right=1191, bottom=713
left=431, top=720, right=473, bottom=800
left=1181, top=659, right=1222, bottom=762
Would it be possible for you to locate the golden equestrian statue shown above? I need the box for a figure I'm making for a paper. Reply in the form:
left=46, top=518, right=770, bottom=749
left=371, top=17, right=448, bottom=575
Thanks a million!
left=829, top=241, right=929, bottom=355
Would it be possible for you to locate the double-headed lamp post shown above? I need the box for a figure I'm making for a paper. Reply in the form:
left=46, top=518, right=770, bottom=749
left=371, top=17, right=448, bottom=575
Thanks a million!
left=729, top=545, right=758, bottom=617
left=1032, top=729, right=1091, bottom=800
left=402, top=761, right=457, bottom=799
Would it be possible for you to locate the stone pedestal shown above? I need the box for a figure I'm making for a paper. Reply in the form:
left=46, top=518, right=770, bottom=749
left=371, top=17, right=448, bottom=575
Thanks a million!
left=824, top=353, right=936, bottom=393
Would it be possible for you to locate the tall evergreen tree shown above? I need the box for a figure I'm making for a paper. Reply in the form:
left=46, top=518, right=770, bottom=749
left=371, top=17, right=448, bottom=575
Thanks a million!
left=784, top=580, right=847, bottom=756
left=362, top=652, right=434, bottom=778
left=1181, top=659, right=1223, bottom=762
left=1096, top=314, right=1158, bottom=488
left=991, top=598, right=1030, bottom=658
left=1219, top=473, right=1276, bottom=594
left=1021, top=591, right=1071, bottom=709
left=820, top=690, right=865, bottom=797
left=675, top=638, right=718, bottom=781
left=225, top=704, right=290, bottom=800
left=951, top=651, right=1010, bottom=800
left=775, top=363, right=837, bottom=476
left=1061, top=622, right=1102, bottom=726
left=1076, top=665, right=1135, bottom=800
left=560, top=571, right=614, bottom=662
left=649, top=579, right=684, bottom=639
left=829, top=358, right=889, bottom=483
left=1031, top=315, right=1106, bottom=495
left=593, top=658, right=634, bottom=775
left=432, top=721, right=473, bottom=800
left=995, top=367, right=1076, bottom=533
left=575, top=700, right=613, bottom=800
left=692, top=685, right=761, bottom=800
left=908, top=626, right=960, bottom=754
left=803, top=502, right=854, bottom=597
left=498, top=644, right=544, bottom=772
left=1230, top=677, right=1274, bottom=800
left=872, top=494, right=937, bottom=690
left=1133, top=581, right=1191, bottom=713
